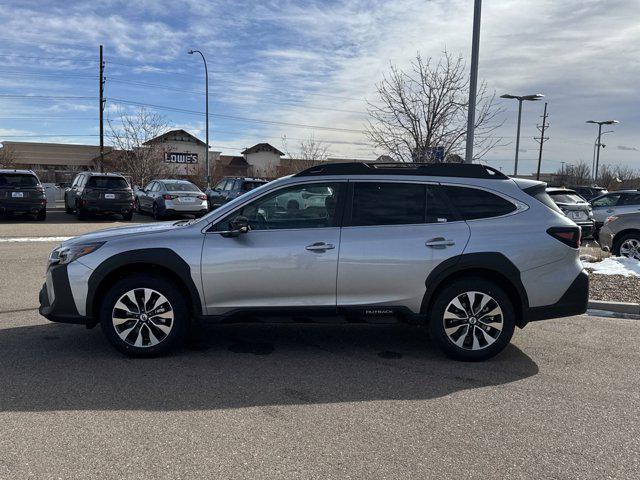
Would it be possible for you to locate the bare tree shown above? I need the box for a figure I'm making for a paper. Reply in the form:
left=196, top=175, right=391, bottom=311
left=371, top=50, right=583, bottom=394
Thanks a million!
left=0, top=144, right=16, bottom=168
left=556, top=161, right=592, bottom=186
left=366, top=51, right=504, bottom=162
left=278, top=134, right=331, bottom=176
left=107, top=107, right=176, bottom=186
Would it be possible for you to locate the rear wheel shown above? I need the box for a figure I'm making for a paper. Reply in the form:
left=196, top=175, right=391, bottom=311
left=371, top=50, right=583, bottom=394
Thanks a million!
left=122, top=211, right=133, bottom=221
left=76, top=202, right=87, bottom=220
left=613, top=233, right=640, bottom=260
left=152, top=203, right=162, bottom=220
left=36, top=208, right=46, bottom=221
left=64, top=197, right=73, bottom=214
left=100, top=274, right=189, bottom=357
left=428, top=278, right=515, bottom=361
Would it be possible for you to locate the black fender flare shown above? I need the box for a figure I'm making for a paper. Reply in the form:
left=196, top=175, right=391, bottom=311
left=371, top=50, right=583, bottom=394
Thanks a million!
left=420, top=252, right=530, bottom=326
left=86, top=248, right=202, bottom=318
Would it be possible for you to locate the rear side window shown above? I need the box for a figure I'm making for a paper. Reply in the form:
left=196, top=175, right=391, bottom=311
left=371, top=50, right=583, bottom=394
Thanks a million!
left=86, top=176, right=128, bottom=189
left=0, top=173, right=39, bottom=187
left=620, top=193, right=640, bottom=206
left=443, top=185, right=517, bottom=220
left=426, top=185, right=457, bottom=223
left=351, top=182, right=425, bottom=226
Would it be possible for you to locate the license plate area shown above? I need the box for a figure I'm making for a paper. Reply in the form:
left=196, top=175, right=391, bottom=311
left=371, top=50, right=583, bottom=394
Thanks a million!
left=11, top=192, right=24, bottom=198
left=180, top=197, right=195, bottom=203
left=104, top=193, right=116, bottom=200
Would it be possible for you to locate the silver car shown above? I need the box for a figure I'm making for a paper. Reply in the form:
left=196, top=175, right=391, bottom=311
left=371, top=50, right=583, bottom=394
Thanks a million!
left=39, top=162, right=588, bottom=361
left=591, top=190, right=640, bottom=230
left=598, top=211, right=640, bottom=259
left=136, top=179, right=208, bottom=219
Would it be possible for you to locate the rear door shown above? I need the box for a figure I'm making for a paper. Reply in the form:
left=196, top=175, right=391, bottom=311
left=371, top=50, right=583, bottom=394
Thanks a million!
left=337, top=181, right=470, bottom=314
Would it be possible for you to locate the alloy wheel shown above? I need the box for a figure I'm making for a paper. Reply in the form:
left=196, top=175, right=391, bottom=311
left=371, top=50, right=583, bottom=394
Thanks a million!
left=620, top=238, right=640, bottom=260
left=112, top=288, right=174, bottom=348
left=442, top=291, right=504, bottom=351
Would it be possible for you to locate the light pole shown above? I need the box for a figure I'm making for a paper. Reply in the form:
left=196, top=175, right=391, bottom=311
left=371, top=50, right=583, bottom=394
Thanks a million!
left=592, top=130, right=613, bottom=182
left=188, top=49, right=210, bottom=189
left=587, top=120, right=619, bottom=184
left=500, top=93, right=544, bottom=176
left=464, top=0, right=482, bottom=163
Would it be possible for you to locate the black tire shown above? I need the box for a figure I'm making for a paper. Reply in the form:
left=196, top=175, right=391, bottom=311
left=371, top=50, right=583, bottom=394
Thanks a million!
left=122, top=211, right=133, bottom=221
left=99, top=274, right=189, bottom=357
left=65, top=197, right=73, bottom=214
left=612, top=232, right=640, bottom=259
left=36, top=208, right=46, bottom=221
left=428, top=277, right=515, bottom=362
left=152, top=203, right=162, bottom=220
left=135, top=199, right=142, bottom=214
left=76, top=203, right=87, bottom=220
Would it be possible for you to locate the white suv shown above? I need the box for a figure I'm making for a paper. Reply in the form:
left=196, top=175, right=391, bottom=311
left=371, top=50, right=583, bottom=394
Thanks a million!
left=40, top=162, right=588, bottom=361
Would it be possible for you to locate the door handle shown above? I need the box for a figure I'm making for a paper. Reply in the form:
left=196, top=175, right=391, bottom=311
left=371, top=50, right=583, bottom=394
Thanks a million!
left=425, top=237, right=455, bottom=248
left=306, top=242, right=335, bottom=252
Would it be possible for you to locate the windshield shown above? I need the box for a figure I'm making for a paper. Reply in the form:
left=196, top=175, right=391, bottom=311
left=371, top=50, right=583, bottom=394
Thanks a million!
left=0, top=173, right=39, bottom=188
left=549, top=192, right=585, bottom=204
left=86, top=176, right=129, bottom=189
left=164, top=181, right=200, bottom=192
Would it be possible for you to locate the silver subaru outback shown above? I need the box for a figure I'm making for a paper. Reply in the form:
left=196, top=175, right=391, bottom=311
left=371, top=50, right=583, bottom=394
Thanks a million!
left=39, top=162, right=588, bottom=361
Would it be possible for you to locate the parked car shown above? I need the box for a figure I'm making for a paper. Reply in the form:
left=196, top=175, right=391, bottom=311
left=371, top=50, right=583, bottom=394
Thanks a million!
left=546, top=188, right=595, bottom=238
left=569, top=185, right=608, bottom=201
left=590, top=190, right=640, bottom=236
left=136, top=179, right=208, bottom=219
left=206, top=177, right=268, bottom=210
left=598, top=211, right=640, bottom=260
left=40, top=162, right=588, bottom=361
left=0, top=169, right=47, bottom=220
left=64, top=172, right=134, bottom=220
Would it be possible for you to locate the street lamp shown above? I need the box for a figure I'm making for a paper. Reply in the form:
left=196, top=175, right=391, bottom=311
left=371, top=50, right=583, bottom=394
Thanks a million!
left=188, top=49, right=210, bottom=189
left=501, top=93, right=544, bottom=176
left=586, top=120, right=619, bottom=184
left=464, top=0, right=482, bottom=164
left=592, top=130, right=613, bottom=182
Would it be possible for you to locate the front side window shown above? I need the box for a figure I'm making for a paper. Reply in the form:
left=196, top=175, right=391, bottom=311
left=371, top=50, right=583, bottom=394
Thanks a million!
left=620, top=193, right=640, bottom=206
left=442, top=186, right=517, bottom=220
left=217, top=183, right=341, bottom=231
left=351, top=182, right=426, bottom=226
left=223, top=181, right=234, bottom=191
left=592, top=194, right=620, bottom=207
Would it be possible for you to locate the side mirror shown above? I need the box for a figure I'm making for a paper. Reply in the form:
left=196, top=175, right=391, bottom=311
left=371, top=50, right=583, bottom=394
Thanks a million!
left=223, top=216, right=250, bottom=237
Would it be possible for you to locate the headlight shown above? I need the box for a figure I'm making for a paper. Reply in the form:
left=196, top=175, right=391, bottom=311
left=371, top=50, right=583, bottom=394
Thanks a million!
left=49, top=242, right=105, bottom=267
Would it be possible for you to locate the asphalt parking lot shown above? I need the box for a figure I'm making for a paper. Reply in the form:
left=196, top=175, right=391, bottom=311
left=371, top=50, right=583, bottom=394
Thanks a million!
left=0, top=212, right=639, bottom=479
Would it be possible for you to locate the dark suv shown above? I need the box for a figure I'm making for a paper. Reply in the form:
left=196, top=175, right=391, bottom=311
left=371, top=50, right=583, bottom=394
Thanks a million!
left=65, top=172, right=134, bottom=220
left=0, top=169, right=47, bottom=220
left=206, top=177, right=268, bottom=211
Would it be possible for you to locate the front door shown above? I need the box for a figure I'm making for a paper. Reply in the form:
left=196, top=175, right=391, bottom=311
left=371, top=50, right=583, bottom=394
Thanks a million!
left=201, top=182, right=345, bottom=314
left=337, top=181, right=470, bottom=313
left=591, top=193, right=622, bottom=224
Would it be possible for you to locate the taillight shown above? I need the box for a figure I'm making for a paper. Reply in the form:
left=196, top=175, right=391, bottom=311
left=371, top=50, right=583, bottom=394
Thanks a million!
left=547, top=226, right=581, bottom=248
left=163, top=194, right=178, bottom=200
left=198, top=195, right=207, bottom=200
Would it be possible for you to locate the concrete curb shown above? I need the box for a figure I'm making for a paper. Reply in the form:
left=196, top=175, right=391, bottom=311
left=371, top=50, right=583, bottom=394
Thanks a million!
left=588, top=300, right=640, bottom=315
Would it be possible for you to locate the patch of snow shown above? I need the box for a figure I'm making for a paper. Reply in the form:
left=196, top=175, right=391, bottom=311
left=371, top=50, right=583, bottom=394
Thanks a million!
left=584, top=256, right=640, bottom=277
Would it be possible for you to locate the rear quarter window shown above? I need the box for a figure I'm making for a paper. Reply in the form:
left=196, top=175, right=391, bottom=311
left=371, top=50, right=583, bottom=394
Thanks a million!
left=443, top=185, right=518, bottom=220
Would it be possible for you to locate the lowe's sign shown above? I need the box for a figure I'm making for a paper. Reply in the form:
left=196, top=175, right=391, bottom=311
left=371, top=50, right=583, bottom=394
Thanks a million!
left=165, top=152, right=198, bottom=164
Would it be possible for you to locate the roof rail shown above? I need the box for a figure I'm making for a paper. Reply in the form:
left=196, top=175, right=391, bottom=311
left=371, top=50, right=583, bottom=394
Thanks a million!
left=294, top=162, right=509, bottom=180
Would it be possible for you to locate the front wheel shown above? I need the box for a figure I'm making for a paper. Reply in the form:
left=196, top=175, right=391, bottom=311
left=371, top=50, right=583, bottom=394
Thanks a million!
left=613, top=233, right=640, bottom=260
left=100, top=274, right=189, bottom=357
left=428, top=278, right=515, bottom=361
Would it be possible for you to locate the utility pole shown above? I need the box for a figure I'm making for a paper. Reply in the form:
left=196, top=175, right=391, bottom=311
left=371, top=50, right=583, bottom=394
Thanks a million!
left=99, top=44, right=105, bottom=173
left=464, top=0, right=482, bottom=163
left=534, top=102, right=549, bottom=181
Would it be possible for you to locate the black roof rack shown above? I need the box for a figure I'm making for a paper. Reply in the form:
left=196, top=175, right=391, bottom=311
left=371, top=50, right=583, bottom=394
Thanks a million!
left=294, top=162, right=509, bottom=180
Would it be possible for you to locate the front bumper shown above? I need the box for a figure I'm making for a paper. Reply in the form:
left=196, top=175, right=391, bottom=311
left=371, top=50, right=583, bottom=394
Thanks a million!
left=526, top=270, right=589, bottom=322
left=39, top=263, right=90, bottom=324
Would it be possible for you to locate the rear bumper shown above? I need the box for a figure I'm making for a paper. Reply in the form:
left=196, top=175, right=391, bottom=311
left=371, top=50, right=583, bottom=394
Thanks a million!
left=0, top=200, right=46, bottom=214
left=82, top=200, right=133, bottom=214
left=525, top=270, right=589, bottom=322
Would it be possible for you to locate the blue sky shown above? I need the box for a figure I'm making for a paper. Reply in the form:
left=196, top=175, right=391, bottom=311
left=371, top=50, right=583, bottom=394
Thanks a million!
left=0, top=0, right=639, bottom=174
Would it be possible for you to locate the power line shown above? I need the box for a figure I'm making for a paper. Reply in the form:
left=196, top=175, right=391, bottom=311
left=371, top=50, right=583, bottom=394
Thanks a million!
left=107, top=98, right=367, bottom=134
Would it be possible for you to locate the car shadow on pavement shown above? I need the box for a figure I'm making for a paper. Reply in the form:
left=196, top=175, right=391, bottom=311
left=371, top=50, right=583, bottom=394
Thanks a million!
left=0, top=321, right=539, bottom=412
